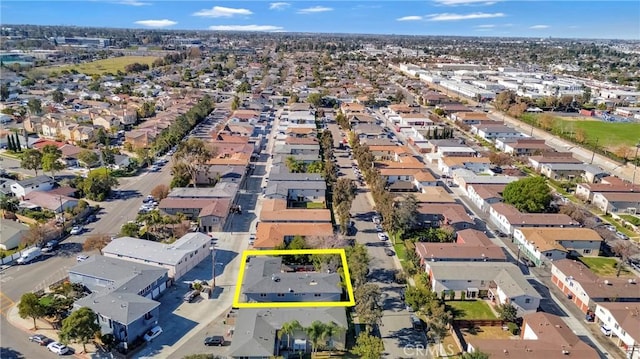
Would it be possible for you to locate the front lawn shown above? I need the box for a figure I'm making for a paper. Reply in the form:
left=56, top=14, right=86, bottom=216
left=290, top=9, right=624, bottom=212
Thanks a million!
left=447, top=300, right=497, bottom=320
left=579, top=257, right=633, bottom=277
left=306, top=202, right=325, bottom=209
left=393, top=242, right=408, bottom=262
left=620, top=214, right=640, bottom=226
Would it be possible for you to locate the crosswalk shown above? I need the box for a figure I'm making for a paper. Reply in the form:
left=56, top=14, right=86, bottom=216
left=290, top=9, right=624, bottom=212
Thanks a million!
left=0, top=291, right=15, bottom=316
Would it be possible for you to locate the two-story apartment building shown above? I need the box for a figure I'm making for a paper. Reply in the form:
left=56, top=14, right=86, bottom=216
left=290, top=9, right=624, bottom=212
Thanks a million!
left=489, top=203, right=578, bottom=235
left=594, top=302, right=640, bottom=359
left=512, top=228, right=603, bottom=266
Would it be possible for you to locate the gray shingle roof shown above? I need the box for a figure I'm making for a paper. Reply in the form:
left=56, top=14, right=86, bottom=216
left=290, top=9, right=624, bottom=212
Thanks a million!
left=16, top=175, right=53, bottom=187
left=102, top=233, right=211, bottom=266
left=228, top=308, right=347, bottom=357
left=168, top=182, right=239, bottom=198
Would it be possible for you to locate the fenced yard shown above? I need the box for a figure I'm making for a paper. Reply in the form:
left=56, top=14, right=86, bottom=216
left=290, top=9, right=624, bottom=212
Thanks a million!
left=447, top=300, right=497, bottom=320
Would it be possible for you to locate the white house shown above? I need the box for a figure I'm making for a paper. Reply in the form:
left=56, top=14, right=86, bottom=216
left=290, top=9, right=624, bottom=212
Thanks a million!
left=594, top=302, right=640, bottom=359
left=10, top=175, right=55, bottom=198
left=102, top=233, right=212, bottom=279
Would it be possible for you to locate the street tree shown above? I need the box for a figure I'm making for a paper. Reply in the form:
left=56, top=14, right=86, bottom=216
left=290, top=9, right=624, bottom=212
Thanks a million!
left=424, top=301, right=452, bottom=342
left=390, top=194, right=419, bottom=237
left=51, top=90, right=65, bottom=103
left=22, top=223, right=49, bottom=247
left=170, top=162, right=191, bottom=188
left=77, top=168, right=118, bottom=201
left=18, top=292, right=46, bottom=330
left=78, top=150, right=99, bottom=169
left=174, top=138, right=214, bottom=188
left=404, top=286, right=437, bottom=312
left=20, top=148, right=43, bottom=176
left=354, top=283, right=383, bottom=332
left=496, top=303, right=519, bottom=323
left=27, top=98, right=42, bottom=115
left=83, top=234, right=111, bottom=255
left=151, top=184, right=170, bottom=200
left=278, top=320, right=302, bottom=350
left=41, top=144, right=64, bottom=179
left=59, top=307, right=101, bottom=353
left=351, top=331, right=384, bottom=359
left=120, top=222, right=140, bottom=237
left=502, top=177, right=551, bottom=213
left=346, top=244, right=369, bottom=288
left=611, top=241, right=640, bottom=277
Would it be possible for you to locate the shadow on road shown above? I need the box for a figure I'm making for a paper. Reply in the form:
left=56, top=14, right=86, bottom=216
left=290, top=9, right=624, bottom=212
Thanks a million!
left=527, top=279, right=567, bottom=317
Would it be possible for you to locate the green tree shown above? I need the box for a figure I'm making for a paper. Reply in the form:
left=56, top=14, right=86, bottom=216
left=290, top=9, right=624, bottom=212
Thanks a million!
left=78, top=150, right=99, bottom=169
left=14, top=133, right=21, bottom=152
left=307, top=92, right=323, bottom=107
left=7, top=133, right=15, bottom=152
left=174, top=138, right=214, bottom=187
left=0, top=194, right=19, bottom=212
left=120, top=222, right=140, bottom=237
left=502, top=177, right=552, bottom=213
left=306, top=161, right=324, bottom=174
left=41, top=144, right=64, bottom=178
left=389, top=194, right=419, bottom=238
left=285, top=156, right=305, bottom=173
left=18, top=292, right=46, bottom=329
left=305, top=320, right=327, bottom=353
left=51, top=89, right=65, bottom=103
left=424, top=301, right=452, bottom=342
left=78, top=168, right=118, bottom=201
left=404, top=286, right=436, bottom=312
left=345, top=244, right=369, bottom=288
left=0, top=83, right=9, bottom=101
left=354, top=284, right=383, bottom=332
left=20, top=148, right=43, bottom=176
left=611, top=241, right=640, bottom=277
left=322, top=321, right=345, bottom=352
left=278, top=320, right=302, bottom=350
left=231, top=96, right=240, bottom=111
left=351, top=331, right=384, bottom=359
left=27, top=98, right=42, bottom=115
left=59, top=307, right=101, bottom=352
left=496, top=303, right=519, bottom=323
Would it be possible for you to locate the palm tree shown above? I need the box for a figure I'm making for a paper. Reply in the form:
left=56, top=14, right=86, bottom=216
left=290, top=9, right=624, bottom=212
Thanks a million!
left=321, top=321, right=345, bottom=353
left=278, top=320, right=302, bottom=352
left=305, top=320, right=327, bottom=354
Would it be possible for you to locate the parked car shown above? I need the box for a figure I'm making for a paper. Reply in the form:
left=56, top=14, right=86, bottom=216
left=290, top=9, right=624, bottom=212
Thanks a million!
left=70, top=226, right=83, bottom=235
left=47, top=341, right=70, bottom=355
left=375, top=224, right=383, bottom=232
left=372, top=216, right=381, bottom=224
left=384, top=248, right=395, bottom=256
left=76, top=255, right=89, bottom=262
left=42, top=240, right=60, bottom=253
left=144, top=326, right=163, bottom=341
left=204, top=335, right=225, bottom=346
left=377, top=232, right=388, bottom=241
left=184, top=290, right=200, bottom=302
left=29, top=334, right=53, bottom=346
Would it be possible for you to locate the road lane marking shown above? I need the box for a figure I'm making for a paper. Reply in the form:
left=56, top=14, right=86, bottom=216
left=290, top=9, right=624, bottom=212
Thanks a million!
left=0, top=291, right=15, bottom=315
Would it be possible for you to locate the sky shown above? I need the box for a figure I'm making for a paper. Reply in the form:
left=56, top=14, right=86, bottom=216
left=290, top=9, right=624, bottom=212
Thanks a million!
left=1, top=1, right=639, bottom=40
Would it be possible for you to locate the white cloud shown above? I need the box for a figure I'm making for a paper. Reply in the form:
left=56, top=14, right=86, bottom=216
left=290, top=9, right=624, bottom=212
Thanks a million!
left=208, top=24, right=284, bottom=32
left=117, top=0, right=150, bottom=6
left=529, top=24, right=550, bottom=29
left=134, top=19, right=177, bottom=28
left=269, top=2, right=290, bottom=10
left=426, top=12, right=505, bottom=21
left=193, top=6, right=253, bottom=18
left=434, top=0, right=499, bottom=5
left=297, top=6, right=333, bottom=14
left=475, top=24, right=495, bottom=28
left=397, top=15, right=423, bottom=21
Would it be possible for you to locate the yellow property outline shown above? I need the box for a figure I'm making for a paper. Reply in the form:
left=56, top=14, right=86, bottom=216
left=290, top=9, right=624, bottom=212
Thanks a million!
left=233, top=249, right=356, bottom=308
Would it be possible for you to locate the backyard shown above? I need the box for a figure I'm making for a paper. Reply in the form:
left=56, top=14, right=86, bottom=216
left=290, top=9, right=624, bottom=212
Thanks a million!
left=45, top=56, right=158, bottom=75
left=579, top=257, right=633, bottom=277
left=447, top=300, right=497, bottom=320
left=460, top=325, right=514, bottom=341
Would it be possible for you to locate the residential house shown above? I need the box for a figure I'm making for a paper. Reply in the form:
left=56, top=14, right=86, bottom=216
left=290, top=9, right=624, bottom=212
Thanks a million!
left=466, top=312, right=600, bottom=359
left=273, top=144, right=320, bottom=157
left=450, top=111, right=490, bottom=124
left=159, top=197, right=231, bottom=228
left=69, top=256, right=169, bottom=348
left=451, top=169, right=521, bottom=192
left=592, top=191, right=640, bottom=214
left=0, top=219, right=28, bottom=250
left=540, top=163, right=608, bottom=183
left=513, top=228, right=603, bottom=266
left=528, top=153, right=581, bottom=171
left=253, top=223, right=334, bottom=249
left=489, top=203, right=578, bottom=235
left=228, top=307, right=347, bottom=357
left=405, top=187, right=456, bottom=204
left=594, top=302, right=640, bottom=359
left=10, top=175, right=54, bottom=198
left=551, top=259, right=640, bottom=313
left=576, top=177, right=640, bottom=202
left=354, top=123, right=385, bottom=140
left=435, top=103, right=472, bottom=115
left=21, top=190, right=78, bottom=213
left=438, top=156, right=491, bottom=177
left=92, top=115, right=120, bottom=131
left=259, top=199, right=331, bottom=223
left=416, top=203, right=474, bottom=230
left=199, top=199, right=233, bottom=233
left=125, top=129, right=156, bottom=149
left=168, top=182, right=239, bottom=200
left=102, top=233, right=212, bottom=279
left=427, top=261, right=541, bottom=315
left=198, top=165, right=246, bottom=186
left=498, top=138, right=554, bottom=156
left=339, top=102, right=365, bottom=117
left=0, top=176, right=16, bottom=197
left=240, top=256, right=342, bottom=303
left=415, top=229, right=506, bottom=270
left=466, top=184, right=506, bottom=213
left=472, top=124, right=525, bottom=142
left=264, top=180, right=326, bottom=205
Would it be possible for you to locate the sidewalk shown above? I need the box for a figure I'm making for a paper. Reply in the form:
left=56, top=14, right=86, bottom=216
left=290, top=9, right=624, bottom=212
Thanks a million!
left=6, top=304, right=100, bottom=358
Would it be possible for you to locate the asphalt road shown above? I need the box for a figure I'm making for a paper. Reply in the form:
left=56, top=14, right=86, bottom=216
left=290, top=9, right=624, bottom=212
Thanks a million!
left=0, top=160, right=173, bottom=359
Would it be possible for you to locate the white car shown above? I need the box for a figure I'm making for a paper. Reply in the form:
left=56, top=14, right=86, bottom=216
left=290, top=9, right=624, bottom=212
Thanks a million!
left=76, top=255, right=89, bottom=262
left=70, top=226, right=83, bottom=235
left=377, top=232, right=388, bottom=241
left=47, top=341, right=70, bottom=355
left=372, top=216, right=381, bottom=225
left=144, top=325, right=163, bottom=341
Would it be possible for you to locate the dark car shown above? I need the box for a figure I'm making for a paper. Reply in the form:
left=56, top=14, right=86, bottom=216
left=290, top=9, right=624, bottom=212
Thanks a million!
left=29, top=334, right=53, bottom=346
left=42, top=240, right=60, bottom=253
left=204, top=335, right=225, bottom=346
left=384, top=248, right=395, bottom=256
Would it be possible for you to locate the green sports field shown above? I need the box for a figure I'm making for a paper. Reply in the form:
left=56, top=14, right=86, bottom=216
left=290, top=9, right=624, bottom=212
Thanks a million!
left=45, top=56, right=158, bottom=76
left=560, top=120, right=640, bottom=148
